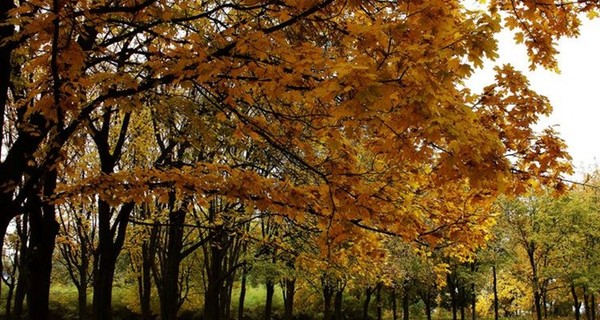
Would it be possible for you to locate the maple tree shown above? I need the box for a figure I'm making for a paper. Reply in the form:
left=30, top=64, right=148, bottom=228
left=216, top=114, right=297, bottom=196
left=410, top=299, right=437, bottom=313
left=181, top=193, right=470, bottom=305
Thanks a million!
left=0, top=0, right=592, bottom=319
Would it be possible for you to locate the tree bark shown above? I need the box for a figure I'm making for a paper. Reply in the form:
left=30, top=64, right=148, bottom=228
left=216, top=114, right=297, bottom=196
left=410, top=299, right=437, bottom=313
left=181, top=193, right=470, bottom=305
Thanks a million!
left=323, top=282, right=334, bottom=320
left=238, top=267, right=247, bottom=320
left=392, top=287, right=398, bottom=320
left=138, top=238, right=155, bottom=320
left=572, top=283, right=581, bottom=320
left=471, top=263, right=476, bottom=320
left=592, top=293, right=596, bottom=320
left=334, top=287, right=343, bottom=320
left=402, top=287, right=410, bottom=320
left=26, top=170, right=59, bottom=320
left=584, top=286, right=592, bottom=320
left=363, top=286, right=374, bottom=320
left=376, top=283, right=382, bottom=320
left=493, top=265, right=499, bottom=320
left=92, top=201, right=134, bottom=320
left=265, top=279, right=275, bottom=320
left=158, top=208, right=185, bottom=320
left=283, top=278, right=295, bottom=320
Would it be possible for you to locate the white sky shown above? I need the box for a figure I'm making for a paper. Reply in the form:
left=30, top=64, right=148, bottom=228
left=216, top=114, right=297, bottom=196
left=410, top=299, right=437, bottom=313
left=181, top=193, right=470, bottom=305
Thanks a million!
left=466, top=17, right=600, bottom=176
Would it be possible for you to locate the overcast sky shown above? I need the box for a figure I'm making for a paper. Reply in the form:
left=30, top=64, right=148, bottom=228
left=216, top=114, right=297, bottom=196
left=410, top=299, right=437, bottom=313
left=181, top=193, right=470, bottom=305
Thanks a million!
left=466, top=17, right=600, bottom=177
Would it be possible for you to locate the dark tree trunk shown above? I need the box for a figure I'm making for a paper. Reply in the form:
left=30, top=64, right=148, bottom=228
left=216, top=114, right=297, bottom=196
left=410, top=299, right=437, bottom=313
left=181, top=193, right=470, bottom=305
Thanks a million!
left=471, top=263, right=476, bottom=320
left=363, top=286, right=374, bottom=320
left=238, top=268, right=247, bottom=320
left=584, top=287, right=592, bottom=320
left=283, top=278, right=295, bottom=320
left=425, top=299, right=432, bottom=320
left=392, top=287, right=398, bottom=320
left=138, top=239, right=154, bottom=320
left=265, top=279, right=275, bottom=320
left=334, top=287, right=343, bottom=320
left=26, top=171, right=59, bottom=320
left=159, top=209, right=185, bottom=320
left=572, top=283, right=581, bottom=320
left=402, top=287, right=410, bottom=320
left=78, top=280, right=88, bottom=320
left=493, top=265, right=499, bottom=320
left=13, top=268, right=26, bottom=320
left=592, top=293, right=596, bottom=320
left=376, top=283, right=382, bottom=320
left=323, top=282, right=334, bottom=320
left=77, top=247, right=89, bottom=320
left=448, top=273, right=458, bottom=320
left=92, top=201, right=134, bottom=320
left=5, top=281, right=14, bottom=318
left=533, top=287, right=543, bottom=320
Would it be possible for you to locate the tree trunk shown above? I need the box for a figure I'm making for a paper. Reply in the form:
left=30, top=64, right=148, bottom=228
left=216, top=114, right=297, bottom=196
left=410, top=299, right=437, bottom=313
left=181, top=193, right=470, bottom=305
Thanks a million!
left=159, top=209, right=185, bottom=320
left=323, top=282, right=334, bottom=320
left=584, top=287, right=592, bottom=320
left=376, top=283, right=382, bottom=320
left=425, top=299, right=432, bottom=320
left=265, top=279, right=275, bottom=320
left=238, top=267, right=248, bottom=320
left=77, top=245, right=89, bottom=320
left=592, top=293, right=596, bottom=320
left=78, top=280, right=87, bottom=320
left=138, top=239, right=154, bottom=320
left=92, top=202, right=133, bottom=320
left=402, top=288, right=410, bottom=320
left=363, top=286, right=373, bottom=320
left=572, top=283, right=581, bottom=320
left=533, top=287, right=543, bottom=320
left=493, top=265, right=499, bottom=320
left=5, top=279, right=15, bottom=318
left=283, top=278, right=295, bottom=320
left=13, top=269, right=26, bottom=320
left=26, top=171, right=59, bottom=320
left=471, top=264, right=476, bottom=320
left=334, top=287, right=343, bottom=320
left=392, top=287, right=398, bottom=320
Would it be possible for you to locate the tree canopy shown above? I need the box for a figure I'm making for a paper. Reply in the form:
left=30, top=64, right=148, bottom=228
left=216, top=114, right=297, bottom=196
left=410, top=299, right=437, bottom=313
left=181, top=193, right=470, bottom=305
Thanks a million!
left=0, top=0, right=591, bottom=319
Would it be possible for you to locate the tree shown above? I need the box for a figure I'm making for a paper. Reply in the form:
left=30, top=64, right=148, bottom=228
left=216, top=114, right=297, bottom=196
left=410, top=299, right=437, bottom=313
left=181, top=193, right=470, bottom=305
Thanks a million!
left=4, top=1, right=589, bottom=318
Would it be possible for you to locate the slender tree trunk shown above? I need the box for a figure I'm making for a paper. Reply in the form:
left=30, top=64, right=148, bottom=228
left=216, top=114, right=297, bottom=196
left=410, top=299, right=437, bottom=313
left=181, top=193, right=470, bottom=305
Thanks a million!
left=265, top=279, right=275, bottom=320
left=159, top=208, right=185, bottom=320
left=238, top=267, right=247, bottom=320
left=493, top=265, right=499, bottom=320
left=138, top=239, right=154, bottom=320
left=363, top=286, right=373, bottom=320
left=13, top=268, right=26, bottom=320
left=527, top=247, right=543, bottom=320
left=376, top=283, right=382, bottom=320
left=323, top=283, right=334, bottom=320
left=471, top=264, right=476, bottom=320
left=402, top=288, right=410, bottom=320
left=0, top=216, right=9, bottom=311
left=592, top=293, right=596, bottom=320
left=78, top=281, right=87, bottom=320
left=392, top=287, right=398, bottom=320
left=425, top=299, right=432, bottom=320
left=283, top=278, right=295, bottom=320
left=572, top=283, right=581, bottom=320
left=5, top=280, right=15, bottom=318
left=584, top=287, right=592, bottom=320
left=334, top=287, right=343, bottom=320
left=77, top=250, right=89, bottom=320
